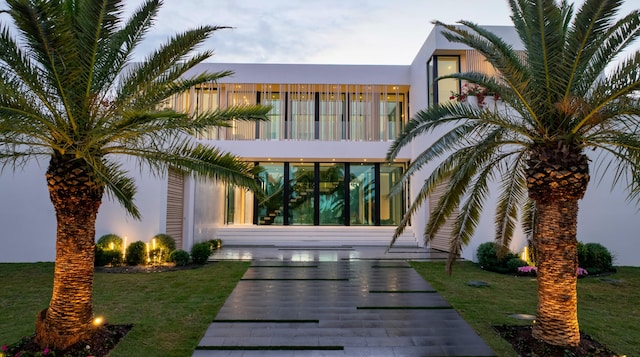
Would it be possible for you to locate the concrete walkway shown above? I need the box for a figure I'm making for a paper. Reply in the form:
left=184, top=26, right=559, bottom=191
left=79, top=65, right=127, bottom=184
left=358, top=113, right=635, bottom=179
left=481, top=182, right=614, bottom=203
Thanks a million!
left=193, top=247, right=495, bottom=356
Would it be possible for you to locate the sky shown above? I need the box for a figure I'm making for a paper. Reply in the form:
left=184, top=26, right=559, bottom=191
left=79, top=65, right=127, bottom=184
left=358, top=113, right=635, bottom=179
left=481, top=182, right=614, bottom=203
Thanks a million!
left=0, top=1, right=637, bottom=65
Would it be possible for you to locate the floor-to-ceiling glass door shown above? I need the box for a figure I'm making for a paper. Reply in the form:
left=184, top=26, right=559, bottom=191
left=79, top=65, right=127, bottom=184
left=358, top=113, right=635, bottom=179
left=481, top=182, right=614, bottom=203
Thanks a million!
left=289, top=163, right=315, bottom=225
left=256, top=163, right=285, bottom=225
left=349, top=164, right=375, bottom=225
left=319, top=163, right=345, bottom=225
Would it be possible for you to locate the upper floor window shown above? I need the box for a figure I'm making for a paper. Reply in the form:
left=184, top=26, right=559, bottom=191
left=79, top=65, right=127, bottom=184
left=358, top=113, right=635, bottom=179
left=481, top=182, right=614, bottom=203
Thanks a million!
left=428, top=56, right=460, bottom=106
left=171, top=83, right=407, bottom=142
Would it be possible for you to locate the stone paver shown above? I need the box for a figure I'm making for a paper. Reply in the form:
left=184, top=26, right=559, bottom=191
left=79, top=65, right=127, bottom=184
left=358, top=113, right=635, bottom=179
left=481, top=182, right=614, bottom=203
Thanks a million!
left=194, top=252, right=495, bottom=356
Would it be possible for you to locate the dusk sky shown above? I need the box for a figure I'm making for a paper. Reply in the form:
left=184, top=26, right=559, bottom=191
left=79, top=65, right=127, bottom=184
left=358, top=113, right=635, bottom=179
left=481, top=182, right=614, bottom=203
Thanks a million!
left=121, top=0, right=639, bottom=65
left=0, top=1, right=637, bottom=65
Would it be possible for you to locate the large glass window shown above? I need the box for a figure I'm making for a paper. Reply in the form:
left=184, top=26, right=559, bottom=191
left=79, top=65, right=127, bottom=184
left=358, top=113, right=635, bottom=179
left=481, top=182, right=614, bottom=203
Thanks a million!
left=435, top=56, right=460, bottom=105
left=261, top=93, right=283, bottom=140
left=319, top=94, right=345, bottom=141
left=289, top=163, right=315, bottom=225
left=379, top=165, right=403, bottom=225
left=289, top=93, right=315, bottom=140
left=319, top=163, right=345, bottom=225
left=380, top=94, right=403, bottom=140
left=257, top=163, right=285, bottom=225
left=349, top=94, right=371, bottom=141
left=241, top=161, right=405, bottom=227
left=226, top=91, right=257, bottom=140
left=349, top=164, right=375, bottom=225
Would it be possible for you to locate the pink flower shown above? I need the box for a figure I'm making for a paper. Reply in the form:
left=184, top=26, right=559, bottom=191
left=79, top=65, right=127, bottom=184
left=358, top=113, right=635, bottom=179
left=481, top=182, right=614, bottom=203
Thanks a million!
left=518, top=266, right=537, bottom=274
left=1, top=345, right=7, bottom=352
left=43, top=347, right=50, bottom=355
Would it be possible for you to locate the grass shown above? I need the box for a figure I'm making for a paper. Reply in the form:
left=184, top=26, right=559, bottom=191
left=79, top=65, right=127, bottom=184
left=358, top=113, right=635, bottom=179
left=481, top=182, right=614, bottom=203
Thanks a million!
left=0, top=261, right=249, bottom=357
left=411, top=261, right=640, bottom=357
left=2, top=261, right=638, bottom=356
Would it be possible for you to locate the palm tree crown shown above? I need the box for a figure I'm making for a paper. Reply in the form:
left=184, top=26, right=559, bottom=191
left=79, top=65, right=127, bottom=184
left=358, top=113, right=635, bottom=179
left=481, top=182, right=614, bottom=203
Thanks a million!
left=0, top=0, right=269, bottom=350
left=387, top=0, right=640, bottom=348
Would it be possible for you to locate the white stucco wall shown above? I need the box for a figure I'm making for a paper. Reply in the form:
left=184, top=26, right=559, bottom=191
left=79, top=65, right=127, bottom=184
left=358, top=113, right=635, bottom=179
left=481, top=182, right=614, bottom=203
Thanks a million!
left=0, top=159, right=166, bottom=262
left=0, top=160, right=56, bottom=262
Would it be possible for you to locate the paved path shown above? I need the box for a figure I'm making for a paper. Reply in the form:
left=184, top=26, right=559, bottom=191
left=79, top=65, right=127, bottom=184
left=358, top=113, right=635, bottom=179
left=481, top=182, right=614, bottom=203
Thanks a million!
left=193, top=253, right=495, bottom=356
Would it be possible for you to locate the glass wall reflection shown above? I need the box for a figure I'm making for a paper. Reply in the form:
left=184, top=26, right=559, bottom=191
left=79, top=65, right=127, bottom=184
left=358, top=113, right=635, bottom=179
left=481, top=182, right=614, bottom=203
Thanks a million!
left=289, top=163, right=315, bottom=225
left=250, top=162, right=404, bottom=227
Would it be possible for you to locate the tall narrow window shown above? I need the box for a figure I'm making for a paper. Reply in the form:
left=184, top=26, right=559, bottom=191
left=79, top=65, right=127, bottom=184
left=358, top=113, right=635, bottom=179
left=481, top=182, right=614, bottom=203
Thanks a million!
left=380, top=93, right=403, bottom=140
left=434, top=56, right=460, bottom=105
left=289, top=163, right=315, bottom=225
left=261, top=93, right=283, bottom=140
left=427, top=59, right=434, bottom=106
left=289, top=92, right=315, bottom=140
left=379, top=164, right=404, bottom=225
left=349, top=164, right=375, bottom=225
left=257, top=163, right=285, bottom=225
left=226, top=88, right=257, bottom=140
left=350, top=92, right=373, bottom=141
left=319, top=93, right=345, bottom=141
left=319, top=163, right=346, bottom=225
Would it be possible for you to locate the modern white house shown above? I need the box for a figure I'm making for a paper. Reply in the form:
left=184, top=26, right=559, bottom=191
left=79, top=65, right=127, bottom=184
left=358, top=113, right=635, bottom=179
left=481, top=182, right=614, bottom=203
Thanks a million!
left=1, top=25, right=638, bottom=265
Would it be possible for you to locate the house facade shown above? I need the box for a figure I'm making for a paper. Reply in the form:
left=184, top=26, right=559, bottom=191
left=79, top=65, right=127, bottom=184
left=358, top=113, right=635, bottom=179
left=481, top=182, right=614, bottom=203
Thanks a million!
left=1, top=25, right=638, bottom=265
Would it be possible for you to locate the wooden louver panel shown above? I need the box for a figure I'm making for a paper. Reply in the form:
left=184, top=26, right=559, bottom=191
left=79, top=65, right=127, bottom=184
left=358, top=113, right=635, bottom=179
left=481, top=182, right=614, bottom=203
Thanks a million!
left=428, top=181, right=457, bottom=252
left=166, top=169, right=185, bottom=249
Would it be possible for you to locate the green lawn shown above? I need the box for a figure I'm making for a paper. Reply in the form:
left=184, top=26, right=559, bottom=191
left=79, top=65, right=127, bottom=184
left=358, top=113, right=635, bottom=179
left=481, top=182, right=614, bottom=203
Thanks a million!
left=411, top=261, right=640, bottom=357
left=0, top=261, right=249, bottom=357
left=1, top=261, right=638, bottom=357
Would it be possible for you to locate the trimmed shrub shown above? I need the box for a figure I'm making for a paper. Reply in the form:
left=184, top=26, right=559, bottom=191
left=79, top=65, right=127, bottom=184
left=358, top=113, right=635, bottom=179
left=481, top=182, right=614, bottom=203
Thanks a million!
left=96, top=233, right=123, bottom=251
left=125, top=240, right=147, bottom=266
left=476, top=242, right=519, bottom=274
left=95, top=246, right=123, bottom=267
left=208, top=239, right=222, bottom=251
left=191, top=242, right=212, bottom=265
left=578, top=242, right=614, bottom=274
left=153, top=233, right=176, bottom=262
left=507, top=257, right=529, bottom=273
left=170, top=249, right=190, bottom=267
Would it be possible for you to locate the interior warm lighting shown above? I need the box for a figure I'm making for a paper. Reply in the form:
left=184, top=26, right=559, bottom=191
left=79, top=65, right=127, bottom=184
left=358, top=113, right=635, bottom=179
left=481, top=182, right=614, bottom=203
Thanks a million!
left=93, top=316, right=104, bottom=326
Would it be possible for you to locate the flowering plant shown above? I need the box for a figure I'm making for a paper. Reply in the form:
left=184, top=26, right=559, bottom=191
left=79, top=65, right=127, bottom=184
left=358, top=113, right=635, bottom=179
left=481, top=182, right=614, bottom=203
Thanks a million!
left=450, top=82, right=488, bottom=102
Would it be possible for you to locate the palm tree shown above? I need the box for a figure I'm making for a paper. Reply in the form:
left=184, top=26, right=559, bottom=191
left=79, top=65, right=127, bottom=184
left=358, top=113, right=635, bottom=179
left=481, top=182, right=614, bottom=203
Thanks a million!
left=387, top=0, right=640, bottom=348
left=0, top=0, right=269, bottom=350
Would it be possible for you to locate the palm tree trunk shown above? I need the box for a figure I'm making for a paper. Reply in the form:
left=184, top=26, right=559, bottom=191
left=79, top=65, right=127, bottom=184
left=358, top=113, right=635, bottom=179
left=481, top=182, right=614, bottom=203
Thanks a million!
left=531, top=198, right=580, bottom=347
left=34, top=156, right=104, bottom=350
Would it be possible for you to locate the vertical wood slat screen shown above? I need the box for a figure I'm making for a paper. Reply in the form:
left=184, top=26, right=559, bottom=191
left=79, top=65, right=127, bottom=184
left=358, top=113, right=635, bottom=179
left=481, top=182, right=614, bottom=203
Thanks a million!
left=428, top=181, right=458, bottom=252
left=166, top=169, right=184, bottom=249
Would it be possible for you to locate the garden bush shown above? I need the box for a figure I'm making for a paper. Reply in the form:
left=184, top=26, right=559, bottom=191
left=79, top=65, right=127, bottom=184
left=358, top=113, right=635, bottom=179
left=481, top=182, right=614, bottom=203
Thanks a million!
left=125, top=240, right=147, bottom=266
left=96, top=233, right=123, bottom=251
left=152, top=233, right=176, bottom=262
left=191, top=242, right=212, bottom=265
left=476, top=242, right=520, bottom=274
left=170, top=249, right=190, bottom=267
left=507, top=257, right=529, bottom=272
left=578, top=242, right=614, bottom=274
left=95, top=246, right=123, bottom=267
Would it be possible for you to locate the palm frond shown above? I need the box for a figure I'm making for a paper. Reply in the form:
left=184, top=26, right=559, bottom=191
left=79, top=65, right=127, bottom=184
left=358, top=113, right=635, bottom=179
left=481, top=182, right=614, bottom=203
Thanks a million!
left=86, top=157, right=141, bottom=218
left=494, top=151, right=528, bottom=251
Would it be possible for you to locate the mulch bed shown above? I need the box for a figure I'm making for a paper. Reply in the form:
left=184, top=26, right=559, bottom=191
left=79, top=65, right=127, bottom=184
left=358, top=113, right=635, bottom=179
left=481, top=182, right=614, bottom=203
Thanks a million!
left=494, top=325, right=619, bottom=356
left=94, top=262, right=202, bottom=273
left=4, top=324, right=132, bottom=357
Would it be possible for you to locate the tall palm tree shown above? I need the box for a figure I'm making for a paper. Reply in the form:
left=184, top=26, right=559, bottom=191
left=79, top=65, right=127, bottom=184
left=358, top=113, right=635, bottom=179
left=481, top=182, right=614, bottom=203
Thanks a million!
left=387, top=0, right=640, bottom=348
left=0, top=0, right=269, bottom=350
